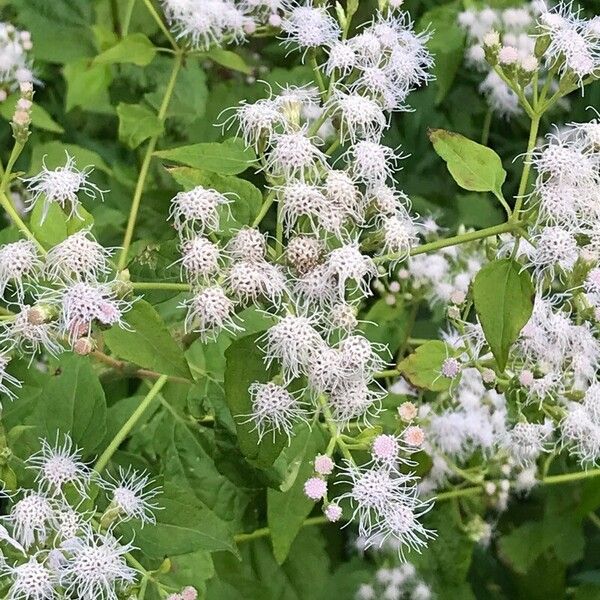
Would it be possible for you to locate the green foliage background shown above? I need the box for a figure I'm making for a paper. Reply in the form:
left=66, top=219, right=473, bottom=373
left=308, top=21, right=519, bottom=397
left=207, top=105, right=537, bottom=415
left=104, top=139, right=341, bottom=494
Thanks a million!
left=0, top=0, right=599, bottom=598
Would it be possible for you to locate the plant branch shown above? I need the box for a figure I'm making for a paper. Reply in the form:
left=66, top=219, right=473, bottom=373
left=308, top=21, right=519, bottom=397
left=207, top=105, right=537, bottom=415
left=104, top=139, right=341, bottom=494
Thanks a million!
left=142, top=0, right=179, bottom=50
left=118, top=52, right=183, bottom=270
left=94, top=374, right=169, bottom=473
left=234, top=516, right=328, bottom=544
left=374, top=221, right=518, bottom=264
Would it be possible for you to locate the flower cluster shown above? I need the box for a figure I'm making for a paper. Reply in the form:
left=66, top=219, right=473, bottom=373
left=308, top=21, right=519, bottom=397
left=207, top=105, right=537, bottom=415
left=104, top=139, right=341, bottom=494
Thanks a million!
left=0, top=435, right=159, bottom=600
left=0, top=22, right=33, bottom=101
left=355, top=563, right=432, bottom=600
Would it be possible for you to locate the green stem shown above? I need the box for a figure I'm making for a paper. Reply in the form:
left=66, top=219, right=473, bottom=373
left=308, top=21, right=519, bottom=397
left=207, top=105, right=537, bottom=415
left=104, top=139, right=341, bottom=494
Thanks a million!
left=481, top=109, right=492, bottom=145
left=0, top=190, right=45, bottom=253
left=374, top=221, right=518, bottom=264
left=435, top=486, right=482, bottom=502
left=310, top=52, right=326, bottom=97
left=122, top=0, right=137, bottom=36
left=543, top=469, right=600, bottom=486
left=142, top=0, right=179, bottom=50
left=118, top=52, right=183, bottom=270
left=252, top=190, right=276, bottom=227
left=511, top=113, right=540, bottom=222
left=130, top=281, right=191, bottom=292
left=94, top=375, right=168, bottom=473
left=374, top=369, right=401, bottom=379
left=234, top=516, right=328, bottom=544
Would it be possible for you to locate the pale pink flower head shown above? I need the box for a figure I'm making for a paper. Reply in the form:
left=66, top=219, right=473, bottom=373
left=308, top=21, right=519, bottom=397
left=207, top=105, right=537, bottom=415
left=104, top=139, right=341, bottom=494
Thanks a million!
left=404, top=425, right=425, bottom=448
left=324, top=503, right=342, bottom=522
left=372, top=434, right=399, bottom=463
left=304, top=477, right=327, bottom=501
left=314, top=454, right=335, bottom=476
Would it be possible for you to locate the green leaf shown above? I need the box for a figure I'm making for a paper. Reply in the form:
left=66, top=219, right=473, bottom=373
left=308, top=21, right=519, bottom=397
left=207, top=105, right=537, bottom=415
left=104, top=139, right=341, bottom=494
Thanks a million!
left=0, top=95, right=63, bottom=133
left=267, top=425, right=326, bottom=564
left=419, top=3, right=466, bottom=104
left=168, top=167, right=262, bottom=235
left=224, top=334, right=286, bottom=468
left=103, top=300, right=192, bottom=380
left=202, top=48, right=252, bottom=74
left=429, top=128, right=507, bottom=198
left=473, top=259, right=534, bottom=371
left=29, top=141, right=112, bottom=175
left=117, top=103, right=164, bottom=149
left=155, top=139, right=256, bottom=175
left=30, top=201, right=68, bottom=248
left=398, top=340, right=453, bottom=391
left=63, top=59, right=113, bottom=113
left=126, top=485, right=238, bottom=558
left=94, top=33, right=156, bottom=66
left=43, top=355, right=107, bottom=454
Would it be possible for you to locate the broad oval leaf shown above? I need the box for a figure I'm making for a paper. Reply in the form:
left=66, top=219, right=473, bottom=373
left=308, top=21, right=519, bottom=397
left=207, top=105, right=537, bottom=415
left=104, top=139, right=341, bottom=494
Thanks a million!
left=117, top=102, right=164, bottom=149
left=103, top=300, right=192, bottom=380
left=473, top=259, right=534, bottom=371
left=93, top=33, right=156, bottom=66
left=43, top=355, right=107, bottom=455
left=224, top=333, right=286, bottom=468
left=155, top=139, right=256, bottom=175
left=398, top=340, right=453, bottom=392
left=429, top=128, right=507, bottom=197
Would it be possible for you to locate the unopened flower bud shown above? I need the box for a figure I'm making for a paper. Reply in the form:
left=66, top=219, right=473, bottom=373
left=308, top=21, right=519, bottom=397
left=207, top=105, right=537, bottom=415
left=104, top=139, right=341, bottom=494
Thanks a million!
left=324, top=503, right=342, bottom=522
left=519, top=369, right=534, bottom=387
left=483, top=30, right=500, bottom=48
left=73, top=337, right=94, bottom=356
left=498, top=45, right=519, bottom=66
left=398, top=401, right=417, bottom=422
left=304, top=477, right=327, bottom=500
left=450, top=290, right=466, bottom=305
left=447, top=306, right=461, bottom=320
left=481, top=368, right=496, bottom=384
left=17, top=98, right=31, bottom=111
left=268, top=13, right=282, bottom=27
left=404, top=425, right=425, bottom=448
left=314, top=454, right=334, bottom=476
left=484, top=482, right=497, bottom=496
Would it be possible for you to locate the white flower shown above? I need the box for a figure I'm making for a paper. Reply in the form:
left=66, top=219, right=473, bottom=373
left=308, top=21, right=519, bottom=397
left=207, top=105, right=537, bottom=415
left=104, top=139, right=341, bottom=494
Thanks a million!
left=538, top=2, right=600, bottom=83
left=325, top=42, right=356, bottom=75
left=261, top=314, right=322, bottom=381
left=226, top=259, right=286, bottom=305
left=45, top=230, right=113, bottom=283
left=281, top=4, right=340, bottom=54
left=328, top=379, right=383, bottom=425
left=106, top=466, right=160, bottom=526
left=232, top=98, right=287, bottom=148
left=381, top=214, right=419, bottom=261
left=0, top=306, right=62, bottom=360
left=292, top=263, right=338, bottom=307
left=346, top=141, right=403, bottom=184
left=2, top=556, right=57, bottom=600
left=0, top=354, right=21, bottom=399
left=176, top=236, right=221, bottom=283
left=529, top=226, right=579, bottom=282
left=324, top=170, right=363, bottom=222
left=338, top=335, right=388, bottom=378
left=163, top=0, right=249, bottom=50
left=169, top=186, right=232, bottom=235
left=247, top=381, right=306, bottom=440
left=182, top=285, right=242, bottom=341
left=278, top=181, right=329, bottom=236
left=0, top=240, right=42, bottom=300
left=306, top=344, right=346, bottom=394
left=286, top=235, right=322, bottom=274
left=27, top=435, right=91, bottom=496
left=0, top=23, right=33, bottom=92
left=479, top=71, right=520, bottom=118
left=504, top=421, right=553, bottom=466
left=325, top=242, right=378, bottom=299
left=23, top=154, right=105, bottom=223
left=265, top=130, right=327, bottom=181
left=6, top=492, right=54, bottom=549
left=59, top=529, right=138, bottom=600
left=325, top=91, right=387, bottom=143
left=52, top=282, right=131, bottom=343
left=227, top=227, right=267, bottom=262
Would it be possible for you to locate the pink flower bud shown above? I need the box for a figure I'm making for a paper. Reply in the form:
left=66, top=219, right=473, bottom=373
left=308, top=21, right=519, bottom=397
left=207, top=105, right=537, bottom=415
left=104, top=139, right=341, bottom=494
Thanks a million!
left=73, top=337, right=94, bottom=356
left=182, top=587, right=198, bottom=600
left=314, top=454, right=334, bottom=476
left=304, top=477, right=327, bottom=501
left=404, top=426, right=425, bottom=448
left=441, top=357, right=461, bottom=378
left=398, top=401, right=417, bottom=422
left=269, top=13, right=282, bottom=27
left=519, top=369, right=534, bottom=387
left=372, top=434, right=398, bottom=461
left=324, top=503, right=342, bottom=522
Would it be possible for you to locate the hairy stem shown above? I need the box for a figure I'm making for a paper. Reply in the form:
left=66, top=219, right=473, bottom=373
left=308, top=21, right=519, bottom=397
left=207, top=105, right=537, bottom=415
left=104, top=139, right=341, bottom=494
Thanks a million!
left=142, top=0, right=179, bottom=50
left=511, top=113, right=540, bottom=221
left=94, top=374, right=168, bottom=473
left=130, top=281, right=191, bottom=292
left=374, top=221, right=518, bottom=264
left=234, top=516, right=328, bottom=544
left=118, top=52, right=183, bottom=270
